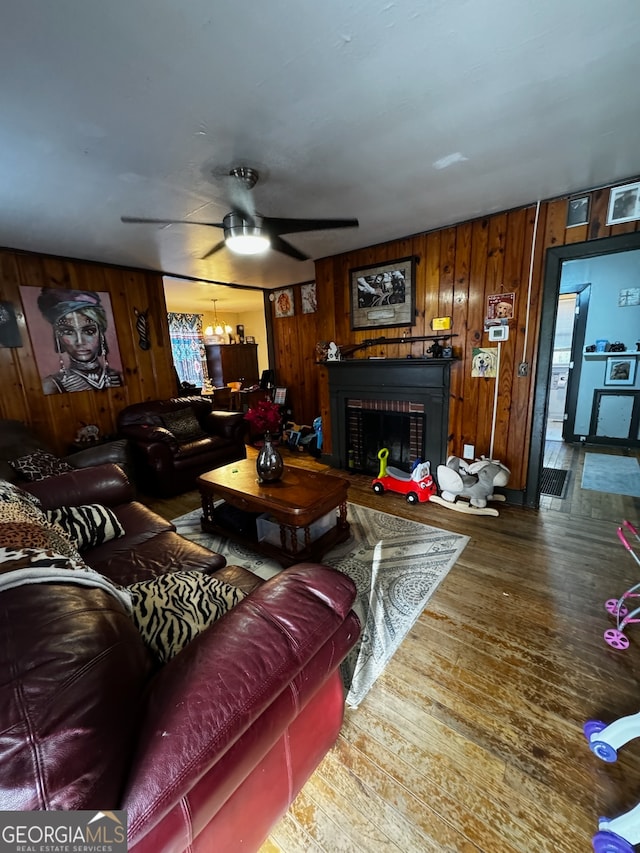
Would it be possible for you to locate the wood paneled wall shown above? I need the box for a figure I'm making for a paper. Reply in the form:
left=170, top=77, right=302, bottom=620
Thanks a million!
left=2, top=180, right=637, bottom=484
left=0, top=249, right=176, bottom=455
left=271, top=183, right=640, bottom=492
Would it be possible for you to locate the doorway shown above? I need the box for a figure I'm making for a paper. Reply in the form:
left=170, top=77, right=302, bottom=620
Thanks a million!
left=526, top=231, right=640, bottom=507
left=544, top=282, right=590, bottom=449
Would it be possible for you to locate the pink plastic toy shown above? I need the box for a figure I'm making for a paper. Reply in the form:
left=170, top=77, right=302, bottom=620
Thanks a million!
left=604, top=520, right=640, bottom=650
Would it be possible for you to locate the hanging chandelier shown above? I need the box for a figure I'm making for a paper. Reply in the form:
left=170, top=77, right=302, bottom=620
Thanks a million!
left=205, top=299, right=233, bottom=338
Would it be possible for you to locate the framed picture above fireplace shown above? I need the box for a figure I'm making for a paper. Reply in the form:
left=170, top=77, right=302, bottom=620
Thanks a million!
left=349, top=256, right=416, bottom=331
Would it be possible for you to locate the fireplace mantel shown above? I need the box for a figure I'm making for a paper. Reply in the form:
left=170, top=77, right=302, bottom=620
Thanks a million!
left=325, top=358, right=452, bottom=471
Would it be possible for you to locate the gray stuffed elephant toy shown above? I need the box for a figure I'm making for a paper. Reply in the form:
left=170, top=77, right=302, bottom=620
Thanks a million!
left=436, top=456, right=510, bottom=508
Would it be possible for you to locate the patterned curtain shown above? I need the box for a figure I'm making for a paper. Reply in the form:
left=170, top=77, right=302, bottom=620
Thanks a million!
left=167, top=313, right=208, bottom=386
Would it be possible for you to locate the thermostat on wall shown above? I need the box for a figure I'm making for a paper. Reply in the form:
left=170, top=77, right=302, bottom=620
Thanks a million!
left=488, top=325, right=509, bottom=342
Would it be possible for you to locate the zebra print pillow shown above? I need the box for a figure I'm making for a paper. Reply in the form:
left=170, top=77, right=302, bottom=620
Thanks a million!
left=127, top=571, right=246, bottom=664
left=45, top=504, right=125, bottom=551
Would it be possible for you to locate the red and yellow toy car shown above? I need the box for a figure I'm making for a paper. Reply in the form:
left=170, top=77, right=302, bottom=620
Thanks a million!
left=371, top=448, right=436, bottom=504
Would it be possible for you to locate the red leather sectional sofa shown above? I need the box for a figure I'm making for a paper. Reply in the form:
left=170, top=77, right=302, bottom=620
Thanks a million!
left=0, top=463, right=360, bottom=851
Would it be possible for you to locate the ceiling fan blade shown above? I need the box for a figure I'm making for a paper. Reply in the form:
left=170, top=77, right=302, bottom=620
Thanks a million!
left=121, top=216, right=225, bottom=228
left=262, top=216, right=359, bottom=235
left=269, top=235, right=310, bottom=261
left=201, top=240, right=227, bottom=260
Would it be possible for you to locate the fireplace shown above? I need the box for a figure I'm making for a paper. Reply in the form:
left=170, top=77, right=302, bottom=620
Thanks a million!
left=326, top=359, right=451, bottom=475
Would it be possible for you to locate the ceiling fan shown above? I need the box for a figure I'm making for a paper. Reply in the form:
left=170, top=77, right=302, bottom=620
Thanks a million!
left=121, top=166, right=359, bottom=261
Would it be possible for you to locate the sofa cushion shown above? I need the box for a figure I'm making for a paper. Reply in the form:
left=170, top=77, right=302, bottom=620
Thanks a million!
left=128, top=571, right=246, bottom=664
left=45, top=504, right=125, bottom=551
left=9, top=449, right=74, bottom=481
left=88, top=530, right=227, bottom=586
left=161, top=407, right=206, bottom=441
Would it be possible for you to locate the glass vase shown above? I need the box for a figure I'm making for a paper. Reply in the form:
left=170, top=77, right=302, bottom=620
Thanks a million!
left=256, top=431, right=284, bottom=483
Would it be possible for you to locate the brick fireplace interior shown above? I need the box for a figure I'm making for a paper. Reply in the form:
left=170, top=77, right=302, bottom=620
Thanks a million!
left=346, top=399, right=425, bottom=474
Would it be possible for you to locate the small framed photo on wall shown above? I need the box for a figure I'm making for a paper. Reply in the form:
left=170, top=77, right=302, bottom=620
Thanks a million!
left=604, top=356, right=637, bottom=386
left=301, top=282, right=317, bottom=314
left=273, top=288, right=294, bottom=318
left=607, top=181, right=640, bottom=225
left=566, top=195, right=590, bottom=228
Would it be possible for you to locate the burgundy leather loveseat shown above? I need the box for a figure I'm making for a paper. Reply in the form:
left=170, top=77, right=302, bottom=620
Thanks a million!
left=117, top=396, right=247, bottom=496
left=0, top=463, right=361, bottom=852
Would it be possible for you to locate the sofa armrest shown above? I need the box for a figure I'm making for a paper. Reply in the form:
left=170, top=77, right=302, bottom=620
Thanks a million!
left=64, top=438, right=132, bottom=470
left=121, top=424, right=179, bottom=449
left=202, top=410, right=246, bottom=442
left=24, top=463, right=135, bottom=509
left=122, top=564, right=360, bottom=841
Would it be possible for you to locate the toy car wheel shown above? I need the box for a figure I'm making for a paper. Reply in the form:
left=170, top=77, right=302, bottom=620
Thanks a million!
left=583, top=720, right=607, bottom=741
left=373, top=482, right=385, bottom=495
left=589, top=740, right=618, bottom=763
left=592, top=829, right=635, bottom=853
left=406, top=492, right=419, bottom=504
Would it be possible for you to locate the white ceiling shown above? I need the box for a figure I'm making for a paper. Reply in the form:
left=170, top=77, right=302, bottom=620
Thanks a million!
left=2, top=0, right=639, bottom=302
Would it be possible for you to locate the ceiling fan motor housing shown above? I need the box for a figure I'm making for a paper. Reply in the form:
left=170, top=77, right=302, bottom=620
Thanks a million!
left=223, top=211, right=270, bottom=255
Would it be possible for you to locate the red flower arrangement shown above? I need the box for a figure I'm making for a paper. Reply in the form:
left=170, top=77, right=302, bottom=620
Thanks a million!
left=244, top=399, right=282, bottom=435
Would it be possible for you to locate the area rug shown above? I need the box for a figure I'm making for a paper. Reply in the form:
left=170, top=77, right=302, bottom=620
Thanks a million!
left=581, top=452, right=640, bottom=498
left=173, top=504, right=469, bottom=708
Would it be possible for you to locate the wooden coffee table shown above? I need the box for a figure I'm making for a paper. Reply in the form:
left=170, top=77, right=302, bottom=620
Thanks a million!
left=198, top=459, right=350, bottom=567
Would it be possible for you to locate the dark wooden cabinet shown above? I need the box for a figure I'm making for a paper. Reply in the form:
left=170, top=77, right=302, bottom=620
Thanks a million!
left=205, top=343, right=259, bottom=387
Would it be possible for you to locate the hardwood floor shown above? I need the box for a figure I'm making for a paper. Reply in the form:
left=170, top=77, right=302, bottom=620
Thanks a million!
left=144, top=443, right=640, bottom=852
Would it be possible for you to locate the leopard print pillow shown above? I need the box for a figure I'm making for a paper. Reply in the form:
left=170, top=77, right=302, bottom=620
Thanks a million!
left=9, top=450, right=74, bottom=482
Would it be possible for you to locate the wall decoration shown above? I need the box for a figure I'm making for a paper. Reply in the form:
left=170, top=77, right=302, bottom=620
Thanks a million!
left=0, top=301, right=21, bottom=347
left=486, top=292, right=515, bottom=321
left=430, top=315, right=452, bottom=331
left=618, top=287, right=640, bottom=307
left=134, top=306, right=151, bottom=350
left=274, top=287, right=294, bottom=318
left=350, top=257, right=415, bottom=331
left=605, top=356, right=637, bottom=386
left=566, top=195, right=590, bottom=228
left=607, top=181, right=640, bottom=225
left=301, top=282, right=317, bottom=314
left=471, top=347, right=498, bottom=378
left=20, top=286, right=124, bottom=394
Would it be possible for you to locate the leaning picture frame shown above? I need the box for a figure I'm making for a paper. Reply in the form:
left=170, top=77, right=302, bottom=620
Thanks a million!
left=607, top=181, right=640, bottom=225
left=604, top=356, right=637, bottom=386
left=349, top=256, right=416, bottom=331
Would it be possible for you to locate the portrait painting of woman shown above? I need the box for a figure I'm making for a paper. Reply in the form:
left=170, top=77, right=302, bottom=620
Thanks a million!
left=20, top=286, right=124, bottom=395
